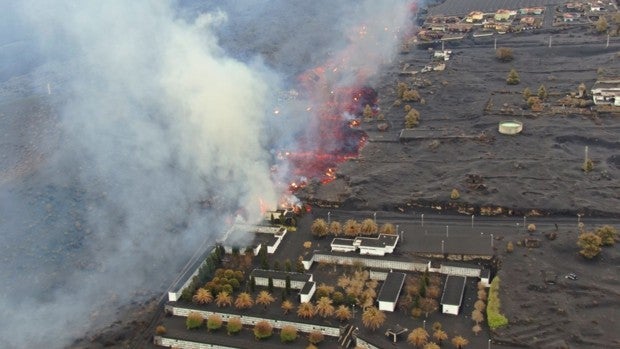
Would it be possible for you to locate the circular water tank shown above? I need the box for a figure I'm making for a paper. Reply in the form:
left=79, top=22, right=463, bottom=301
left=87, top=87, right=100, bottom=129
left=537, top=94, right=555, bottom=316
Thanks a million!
left=498, top=120, right=523, bottom=135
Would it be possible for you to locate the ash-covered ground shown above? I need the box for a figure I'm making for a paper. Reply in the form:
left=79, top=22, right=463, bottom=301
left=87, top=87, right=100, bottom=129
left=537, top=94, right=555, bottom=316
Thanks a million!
left=302, top=30, right=620, bottom=217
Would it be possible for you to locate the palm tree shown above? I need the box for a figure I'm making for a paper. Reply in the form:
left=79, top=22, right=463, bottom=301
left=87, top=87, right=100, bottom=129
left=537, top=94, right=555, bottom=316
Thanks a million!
left=256, top=290, right=275, bottom=310
left=361, top=306, right=385, bottom=331
left=337, top=275, right=351, bottom=289
left=297, top=302, right=316, bottom=319
left=380, top=223, right=396, bottom=235
left=431, top=322, right=442, bottom=332
left=433, top=329, right=448, bottom=344
left=281, top=300, right=294, bottom=315
left=311, top=218, right=329, bottom=238
left=343, top=219, right=360, bottom=237
left=334, top=305, right=352, bottom=322
left=315, top=297, right=335, bottom=318
left=407, top=327, right=429, bottom=347
left=424, top=343, right=441, bottom=349
left=329, top=221, right=342, bottom=236
left=451, top=335, right=469, bottom=349
left=215, top=291, right=232, bottom=308
left=360, top=218, right=378, bottom=236
left=192, top=288, right=213, bottom=305
left=234, top=292, right=254, bottom=310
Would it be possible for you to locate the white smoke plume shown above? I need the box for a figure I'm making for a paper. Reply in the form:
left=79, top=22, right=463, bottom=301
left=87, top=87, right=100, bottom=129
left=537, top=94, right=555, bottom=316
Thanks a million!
left=0, top=1, right=413, bottom=347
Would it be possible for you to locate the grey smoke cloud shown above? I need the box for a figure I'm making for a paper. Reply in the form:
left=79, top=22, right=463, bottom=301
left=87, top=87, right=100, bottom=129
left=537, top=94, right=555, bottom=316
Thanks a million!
left=0, top=1, right=413, bottom=347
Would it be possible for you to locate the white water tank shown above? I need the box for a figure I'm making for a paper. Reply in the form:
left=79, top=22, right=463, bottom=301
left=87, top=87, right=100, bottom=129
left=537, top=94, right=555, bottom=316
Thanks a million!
left=498, top=120, right=523, bottom=135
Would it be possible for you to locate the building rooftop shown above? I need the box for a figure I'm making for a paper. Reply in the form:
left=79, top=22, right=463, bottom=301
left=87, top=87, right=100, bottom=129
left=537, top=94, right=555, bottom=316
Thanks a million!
left=440, top=275, right=467, bottom=306
left=250, top=269, right=311, bottom=283
left=332, top=238, right=355, bottom=246
left=377, top=272, right=406, bottom=303
left=357, top=234, right=399, bottom=248
left=300, top=281, right=315, bottom=295
left=481, top=269, right=491, bottom=279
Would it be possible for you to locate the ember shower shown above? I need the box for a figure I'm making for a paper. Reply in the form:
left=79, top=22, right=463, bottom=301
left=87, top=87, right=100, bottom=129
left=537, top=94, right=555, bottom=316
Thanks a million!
left=0, top=1, right=413, bottom=347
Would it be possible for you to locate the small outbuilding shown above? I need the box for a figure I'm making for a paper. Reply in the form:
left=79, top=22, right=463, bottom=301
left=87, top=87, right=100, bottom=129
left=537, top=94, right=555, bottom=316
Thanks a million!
left=299, top=281, right=316, bottom=303
left=440, top=275, right=467, bottom=315
left=377, top=272, right=406, bottom=312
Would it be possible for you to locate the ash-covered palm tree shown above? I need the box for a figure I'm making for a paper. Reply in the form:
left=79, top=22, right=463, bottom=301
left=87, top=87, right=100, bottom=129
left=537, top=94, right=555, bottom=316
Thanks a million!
left=343, top=219, right=360, bottom=237
left=192, top=288, right=213, bottom=305
left=234, top=292, right=254, bottom=310
left=315, top=297, right=335, bottom=318
left=334, top=305, right=352, bottom=322
left=361, top=306, right=385, bottom=331
left=360, top=218, right=378, bottom=236
left=281, top=300, right=294, bottom=315
left=407, top=327, right=429, bottom=347
left=423, top=342, right=440, bottom=349
left=297, top=302, right=316, bottom=319
left=311, top=218, right=329, bottom=238
left=255, top=290, right=275, bottom=310
left=215, top=291, right=232, bottom=308
left=433, top=329, right=448, bottom=344
left=329, top=221, right=342, bottom=236
left=451, top=335, right=469, bottom=349
left=380, top=223, right=396, bottom=235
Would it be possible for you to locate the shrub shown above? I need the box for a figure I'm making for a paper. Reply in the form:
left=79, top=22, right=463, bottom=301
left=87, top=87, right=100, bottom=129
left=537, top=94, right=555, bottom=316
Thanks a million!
left=450, top=188, right=460, bottom=200
left=496, top=47, right=514, bottom=62
left=308, top=331, right=325, bottom=344
left=527, top=224, right=536, bottom=232
left=186, top=312, right=204, bottom=330
left=582, top=158, right=594, bottom=172
left=253, top=320, right=273, bottom=340
left=486, top=277, right=508, bottom=330
left=226, top=317, right=243, bottom=335
left=207, top=314, right=223, bottom=332
left=537, top=84, right=547, bottom=100
left=506, top=241, right=514, bottom=253
left=506, top=69, right=520, bottom=85
left=280, top=325, right=298, bottom=343
left=595, top=225, right=618, bottom=246
left=577, top=232, right=602, bottom=259
left=155, top=325, right=166, bottom=335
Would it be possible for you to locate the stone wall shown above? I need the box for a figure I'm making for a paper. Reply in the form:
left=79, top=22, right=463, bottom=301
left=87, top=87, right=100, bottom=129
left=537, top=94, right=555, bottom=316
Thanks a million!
left=310, top=253, right=430, bottom=272
left=155, top=336, right=238, bottom=349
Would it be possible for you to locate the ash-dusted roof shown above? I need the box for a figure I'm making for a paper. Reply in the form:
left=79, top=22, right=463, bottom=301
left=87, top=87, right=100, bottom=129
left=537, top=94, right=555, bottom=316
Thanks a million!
left=332, top=238, right=355, bottom=246
left=440, top=275, right=466, bottom=306
left=300, top=281, right=315, bottom=295
left=250, top=269, right=311, bottom=283
left=441, top=261, right=483, bottom=271
left=377, top=272, right=406, bottom=303
left=357, top=234, right=398, bottom=248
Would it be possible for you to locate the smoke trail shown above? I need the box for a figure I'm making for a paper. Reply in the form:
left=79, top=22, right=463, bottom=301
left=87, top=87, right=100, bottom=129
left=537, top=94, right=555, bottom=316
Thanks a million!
left=0, top=1, right=413, bottom=347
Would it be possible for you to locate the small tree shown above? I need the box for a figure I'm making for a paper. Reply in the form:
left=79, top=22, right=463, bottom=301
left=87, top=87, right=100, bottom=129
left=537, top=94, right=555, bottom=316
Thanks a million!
left=397, top=82, right=408, bottom=98
left=284, top=259, right=292, bottom=272
left=407, top=327, right=429, bottom=347
left=474, top=299, right=486, bottom=312
left=308, top=330, right=325, bottom=345
left=234, top=292, right=254, bottom=310
left=186, top=312, right=204, bottom=330
left=472, top=324, right=482, bottom=336
left=522, top=87, right=532, bottom=100
left=433, top=329, right=448, bottom=344
left=297, top=302, right=316, bottom=319
left=253, top=320, right=273, bottom=340
left=527, top=223, right=536, bottom=232
left=281, top=300, right=294, bottom=314
left=316, top=297, right=336, bottom=318
left=471, top=309, right=484, bottom=324
left=267, top=277, right=274, bottom=293
left=362, top=306, right=386, bottom=331
left=506, top=241, right=514, bottom=253
left=280, top=325, right=298, bottom=343
left=577, top=232, right=602, bottom=259
left=452, top=335, right=469, bottom=348
left=450, top=188, right=460, bottom=200
left=380, top=223, right=396, bottom=235
left=582, top=158, right=594, bottom=172
left=363, top=104, right=374, bottom=120
left=311, top=218, right=329, bottom=238
left=595, top=225, right=618, bottom=246
left=495, top=47, right=514, bottom=62
left=227, top=317, right=243, bottom=335
left=343, top=219, right=361, bottom=237
left=329, top=221, right=342, bottom=236
left=537, top=85, right=548, bottom=100
left=360, top=218, right=378, bottom=236
left=207, top=314, right=223, bottom=332
left=256, top=290, right=275, bottom=310
left=155, top=325, right=166, bottom=335
left=334, top=305, right=352, bottom=321
left=405, top=108, right=421, bottom=128
left=506, top=69, right=520, bottom=85
left=596, top=16, right=608, bottom=33
left=296, top=257, right=306, bottom=273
